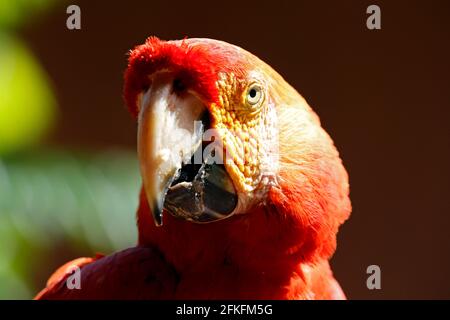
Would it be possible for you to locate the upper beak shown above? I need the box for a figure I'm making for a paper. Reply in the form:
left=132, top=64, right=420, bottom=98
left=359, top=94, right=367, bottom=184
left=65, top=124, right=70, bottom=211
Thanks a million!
left=137, top=74, right=204, bottom=226
left=137, top=73, right=238, bottom=226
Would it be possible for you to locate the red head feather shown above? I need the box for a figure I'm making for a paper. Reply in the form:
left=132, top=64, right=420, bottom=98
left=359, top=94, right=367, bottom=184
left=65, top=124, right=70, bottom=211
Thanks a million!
left=124, top=37, right=247, bottom=117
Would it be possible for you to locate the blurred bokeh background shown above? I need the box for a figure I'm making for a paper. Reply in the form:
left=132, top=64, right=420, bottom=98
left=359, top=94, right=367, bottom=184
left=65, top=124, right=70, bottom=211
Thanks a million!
left=0, top=0, right=140, bottom=298
left=0, top=0, right=449, bottom=299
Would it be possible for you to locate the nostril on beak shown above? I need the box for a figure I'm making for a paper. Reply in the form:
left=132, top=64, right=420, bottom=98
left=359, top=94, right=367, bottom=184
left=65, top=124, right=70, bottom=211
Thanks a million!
left=172, top=78, right=186, bottom=94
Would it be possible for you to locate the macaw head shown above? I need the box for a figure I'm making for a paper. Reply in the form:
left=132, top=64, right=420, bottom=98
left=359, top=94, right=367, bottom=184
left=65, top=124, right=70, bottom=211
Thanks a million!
left=124, top=37, right=350, bottom=269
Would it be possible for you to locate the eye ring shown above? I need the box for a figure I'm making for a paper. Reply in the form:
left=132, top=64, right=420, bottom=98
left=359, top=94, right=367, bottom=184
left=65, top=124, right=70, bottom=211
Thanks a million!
left=245, top=83, right=264, bottom=107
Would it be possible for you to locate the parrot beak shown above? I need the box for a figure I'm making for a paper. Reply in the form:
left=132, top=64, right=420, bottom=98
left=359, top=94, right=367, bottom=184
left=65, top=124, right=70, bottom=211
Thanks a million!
left=137, top=73, right=203, bottom=226
left=137, top=73, right=238, bottom=226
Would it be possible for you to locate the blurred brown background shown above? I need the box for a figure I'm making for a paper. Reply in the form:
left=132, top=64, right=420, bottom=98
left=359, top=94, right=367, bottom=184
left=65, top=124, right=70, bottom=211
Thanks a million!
left=15, top=0, right=450, bottom=299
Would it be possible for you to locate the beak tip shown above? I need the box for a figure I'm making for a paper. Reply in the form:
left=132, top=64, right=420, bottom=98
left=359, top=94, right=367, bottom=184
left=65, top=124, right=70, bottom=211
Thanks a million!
left=152, top=202, right=164, bottom=227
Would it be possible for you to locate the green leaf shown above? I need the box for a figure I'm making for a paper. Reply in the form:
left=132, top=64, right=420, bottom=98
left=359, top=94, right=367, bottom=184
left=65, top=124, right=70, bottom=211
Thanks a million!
left=0, top=0, right=57, bottom=29
left=0, top=33, right=57, bottom=156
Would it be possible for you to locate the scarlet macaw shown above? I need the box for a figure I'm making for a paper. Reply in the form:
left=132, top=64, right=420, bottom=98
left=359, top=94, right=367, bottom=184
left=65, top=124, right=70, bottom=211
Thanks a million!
left=36, top=37, right=351, bottom=300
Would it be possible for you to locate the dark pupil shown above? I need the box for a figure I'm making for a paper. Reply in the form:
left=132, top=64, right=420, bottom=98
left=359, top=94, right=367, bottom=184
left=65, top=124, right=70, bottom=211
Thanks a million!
left=249, top=88, right=257, bottom=99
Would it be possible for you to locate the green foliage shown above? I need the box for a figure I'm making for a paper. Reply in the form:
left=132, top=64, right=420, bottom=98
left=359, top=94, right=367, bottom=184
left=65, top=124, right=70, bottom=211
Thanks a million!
left=0, top=150, right=140, bottom=299
left=0, top=0, right=139, bottom=300
left=0, top=33, right=57, bottom=156
left=0, top=0, right=57, bottom=29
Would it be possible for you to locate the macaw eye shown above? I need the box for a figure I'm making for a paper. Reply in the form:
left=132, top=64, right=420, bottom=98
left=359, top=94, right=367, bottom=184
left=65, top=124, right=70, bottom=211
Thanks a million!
left=246, top=83, right=264, bottom=107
